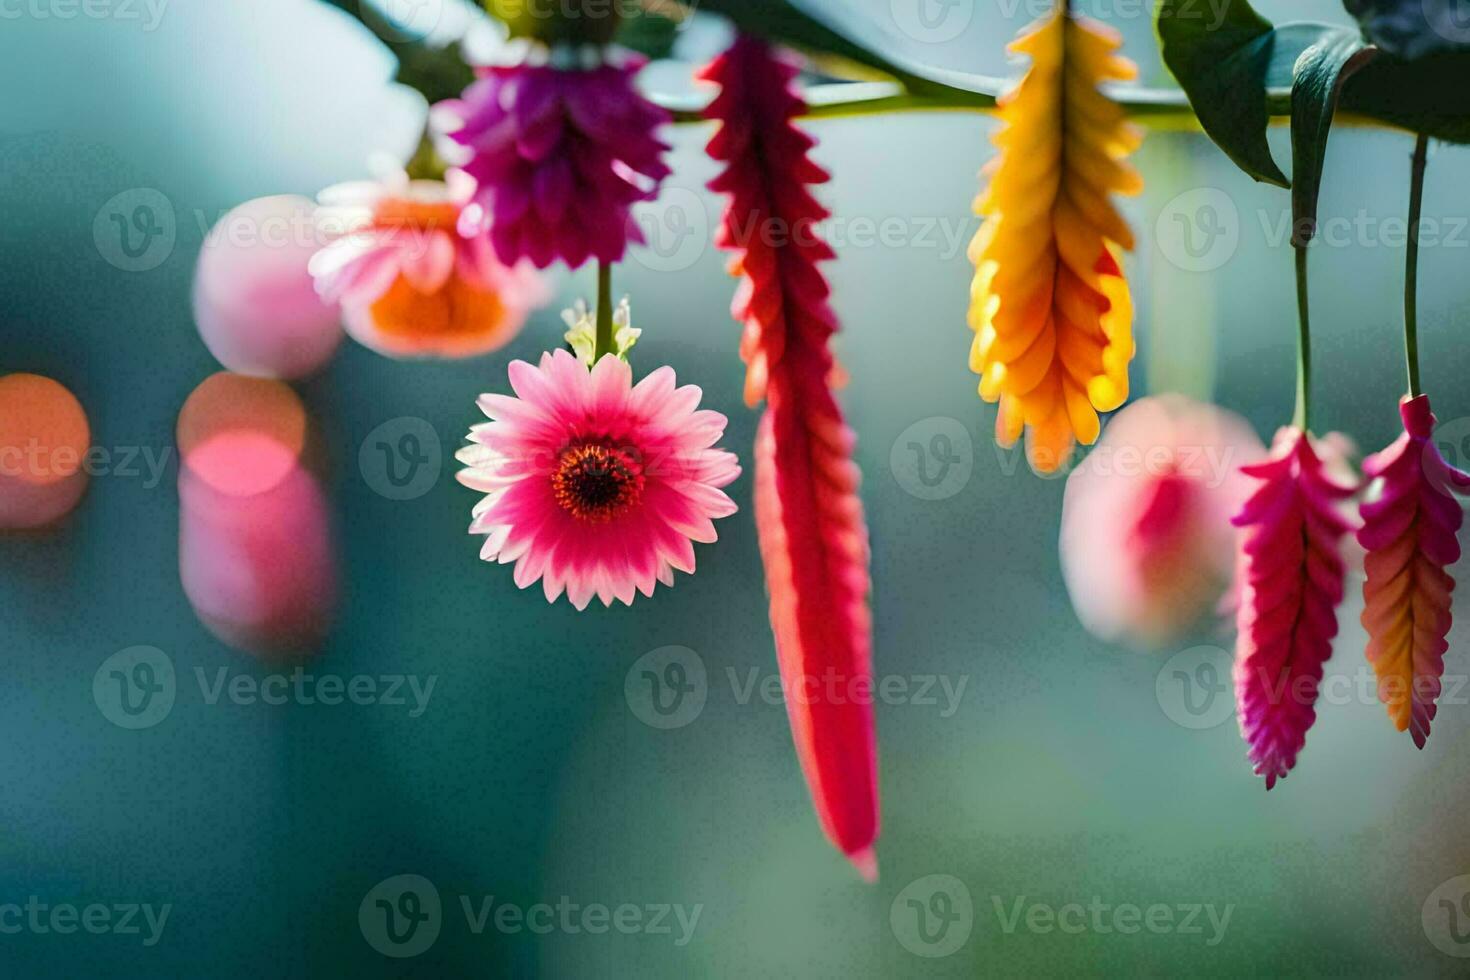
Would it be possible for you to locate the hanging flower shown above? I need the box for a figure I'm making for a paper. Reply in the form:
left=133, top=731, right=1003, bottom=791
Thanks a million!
left=455, top=345, right=740, bottom=609
left=968, top=4, right=1140, bottom=473
left=701, top=36, right=879, bottom=881
left=1232, top=427, right=1357, bottom=788
left=310, top=170, right=546, bottom=359
left=1359, top=394, right=1470, bottom=747
left=1060, top=395, right=1264, bottom=649
left=438, top=48, right=670, bottom=269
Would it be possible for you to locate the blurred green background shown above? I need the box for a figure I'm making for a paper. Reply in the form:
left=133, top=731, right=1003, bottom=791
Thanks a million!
left=3, top=0, right=1470, bottom=975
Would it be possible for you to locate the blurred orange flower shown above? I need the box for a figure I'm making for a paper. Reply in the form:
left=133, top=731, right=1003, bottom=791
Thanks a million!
left=311, top=170, right=547, bottom=359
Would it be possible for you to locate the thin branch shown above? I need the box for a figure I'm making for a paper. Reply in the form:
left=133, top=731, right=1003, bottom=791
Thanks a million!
left=318, top=1, right=1397, bottom=135
left=318, top=0, right=473, bottom=103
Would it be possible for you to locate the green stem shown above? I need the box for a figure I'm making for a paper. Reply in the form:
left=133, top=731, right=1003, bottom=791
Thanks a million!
left=321, top=0, right=1396, bottom=134
left=656, top=79, right=1211, bottom=124
left=403, top=130, right=448, bottom=182
left=594, top=262, right=614, bottom=362
left=1404, top=133, right=1429, bottom=398
left=1293, top=246, right=1312, bottom=432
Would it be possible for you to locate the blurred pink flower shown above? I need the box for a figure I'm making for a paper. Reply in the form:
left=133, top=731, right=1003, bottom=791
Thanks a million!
left=177, top=373, right=336, bottom=659
left=310, top=170, right=546, bottom=359
left=1059, top=394, right=1265, bottom=648
left=192, top=195, right=344, bottom=380
left=456, top=349, right=740, bottom=609
left=180, top=449, right=337, bottom=659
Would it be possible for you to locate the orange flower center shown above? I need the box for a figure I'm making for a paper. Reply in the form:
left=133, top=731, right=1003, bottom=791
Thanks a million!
left=551, top=441, right=644, bottom=523
left=370, top=196, right=460, bottom=233
left=369, top=274, right=508, bottom=340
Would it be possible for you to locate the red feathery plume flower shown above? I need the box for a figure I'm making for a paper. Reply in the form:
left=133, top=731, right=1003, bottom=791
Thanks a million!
left=438, top=51, right=670, bottom=269
left=1359, top=394, right=1470, bottom=747
left=700, top=36, right=879, bottom=879
left=1232, top=427, right=1356, bottom=788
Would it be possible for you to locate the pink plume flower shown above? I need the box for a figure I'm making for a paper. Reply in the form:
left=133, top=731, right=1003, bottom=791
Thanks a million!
left=455, top=349, right=740, bottom=609
left=438, top=53, right=670, bottom=269
left=1232, top=426, right=1357, bottom=788
left=1060, top=394, right=1264, bottom=649
left=310, top=170, right=546, bottom=359
left=1358, top=394, right=1470, bottom=747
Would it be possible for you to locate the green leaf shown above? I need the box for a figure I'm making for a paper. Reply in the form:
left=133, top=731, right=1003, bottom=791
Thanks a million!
left=1157, top=0, right=1316, bottom=187
left=1289, top=30, right=1376, bottom=246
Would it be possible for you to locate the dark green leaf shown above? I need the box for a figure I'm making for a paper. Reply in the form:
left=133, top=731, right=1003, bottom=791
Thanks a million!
left=1341, top=49, right=1470, bottom=143
left=1289, top=30, right=1376, bottom=246
left=1157, top=0, right=1322, bottom=187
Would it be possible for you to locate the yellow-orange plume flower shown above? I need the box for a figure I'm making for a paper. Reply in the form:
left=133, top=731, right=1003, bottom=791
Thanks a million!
left=967, top=5, right=1141, bottom=473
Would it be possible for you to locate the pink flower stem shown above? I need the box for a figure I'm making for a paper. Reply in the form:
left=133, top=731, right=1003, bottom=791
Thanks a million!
left=1404, top=133, right=1428, bottom=398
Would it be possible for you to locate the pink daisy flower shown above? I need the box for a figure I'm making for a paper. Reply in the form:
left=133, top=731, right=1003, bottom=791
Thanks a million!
left=309, top=169, right=546, bottom=358
left=456, top=349, right=740, bottom=608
